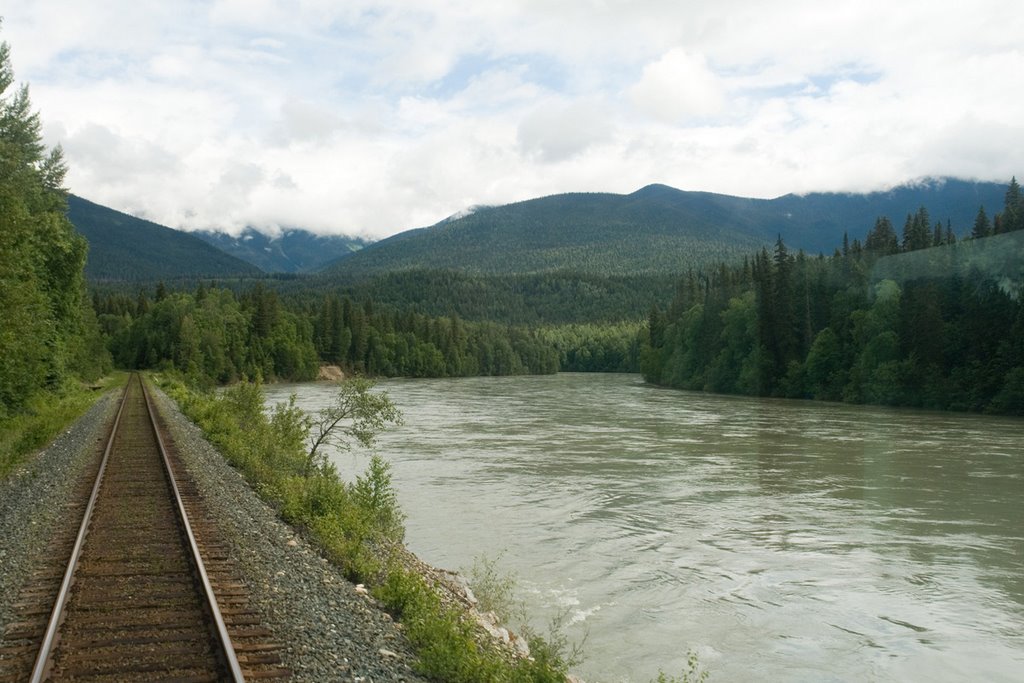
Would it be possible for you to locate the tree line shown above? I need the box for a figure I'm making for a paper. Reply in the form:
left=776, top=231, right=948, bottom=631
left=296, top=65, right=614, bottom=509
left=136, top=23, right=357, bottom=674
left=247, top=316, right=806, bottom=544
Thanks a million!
left=93, top=280, right=653, bottom=384
left=641, top=179, right=1024, bottom=415
left=94, top=285, right=571, bottom=384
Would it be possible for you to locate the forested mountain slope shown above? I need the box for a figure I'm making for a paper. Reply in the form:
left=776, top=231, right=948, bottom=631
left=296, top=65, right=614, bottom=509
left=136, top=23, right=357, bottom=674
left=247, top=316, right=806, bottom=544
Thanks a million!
left=194, top=227, right=370, bottom=273
left=324, top=185, right=765, bottom=278
left=67, top=195, right=261, bottom=281
left=323, top=179, right=1005, bottom=279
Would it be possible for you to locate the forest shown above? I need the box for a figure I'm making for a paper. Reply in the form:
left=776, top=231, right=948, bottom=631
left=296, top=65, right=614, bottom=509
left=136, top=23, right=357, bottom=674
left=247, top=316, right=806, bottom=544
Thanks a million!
left=93, top=283, right=649, bottom=385
left=641, top=186, right=1024, bottom=415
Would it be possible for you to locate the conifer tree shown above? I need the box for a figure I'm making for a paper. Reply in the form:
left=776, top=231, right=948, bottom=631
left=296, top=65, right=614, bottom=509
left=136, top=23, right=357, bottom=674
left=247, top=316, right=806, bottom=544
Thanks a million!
left=972, top=206, right=991, bottom=239
left=865, top=217, right=899, bottom=254
left=0, top=26, right=92, bottom=414
left=1003, top=176, right=1022, bottom=232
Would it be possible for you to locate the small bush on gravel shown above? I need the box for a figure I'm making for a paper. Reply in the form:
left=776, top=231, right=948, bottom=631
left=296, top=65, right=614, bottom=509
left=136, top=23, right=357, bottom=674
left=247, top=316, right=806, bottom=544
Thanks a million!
left=165, top=375, right=394, bottom=579
left=374, top=566, right=571, bottom=683
left=468, top=552, right=524, bottom=624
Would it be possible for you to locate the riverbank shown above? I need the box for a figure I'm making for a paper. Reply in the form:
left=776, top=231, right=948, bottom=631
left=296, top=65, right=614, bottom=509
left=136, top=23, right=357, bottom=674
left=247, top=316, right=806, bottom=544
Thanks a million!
left=157, top=376, right=576, bottom=681
left=149, top=383, right=431, bottom=681
left=1, top=375, right=577, bottom=681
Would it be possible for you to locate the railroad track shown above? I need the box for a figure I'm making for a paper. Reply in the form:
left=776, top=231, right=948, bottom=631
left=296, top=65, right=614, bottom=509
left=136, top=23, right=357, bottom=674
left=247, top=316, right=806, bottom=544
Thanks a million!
left=0, top=374, right=289, bottom=681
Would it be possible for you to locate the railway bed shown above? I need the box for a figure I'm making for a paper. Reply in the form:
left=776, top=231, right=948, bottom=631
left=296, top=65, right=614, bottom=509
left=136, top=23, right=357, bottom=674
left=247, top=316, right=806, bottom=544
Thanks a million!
left=0, top=374, right=289, bottom=682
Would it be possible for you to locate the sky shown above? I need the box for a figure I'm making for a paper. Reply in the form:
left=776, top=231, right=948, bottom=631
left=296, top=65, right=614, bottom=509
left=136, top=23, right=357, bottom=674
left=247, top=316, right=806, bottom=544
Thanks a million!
left=3, top=1, right=1023, bottom=238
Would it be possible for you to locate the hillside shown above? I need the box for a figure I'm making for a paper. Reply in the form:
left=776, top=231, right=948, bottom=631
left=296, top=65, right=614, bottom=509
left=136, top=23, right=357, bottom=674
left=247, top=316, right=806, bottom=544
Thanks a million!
left=194, top=227, right=370, bottom=273
left=324, top=186, right=764, bottom=279
left=323, top=178, right=1006, bottom=279
left=67, top=195, right=261, bottom=281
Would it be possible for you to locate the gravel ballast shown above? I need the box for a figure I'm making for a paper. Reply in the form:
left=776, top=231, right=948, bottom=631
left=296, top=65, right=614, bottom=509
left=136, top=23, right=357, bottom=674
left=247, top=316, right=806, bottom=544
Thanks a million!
left=0, top=392, right=117, bottom=630
left=0, top=386, right=429, bottom=683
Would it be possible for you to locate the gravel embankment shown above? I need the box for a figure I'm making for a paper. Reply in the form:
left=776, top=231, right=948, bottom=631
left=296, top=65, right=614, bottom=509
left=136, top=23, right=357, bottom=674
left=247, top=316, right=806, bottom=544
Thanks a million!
left=0, top=392, right=119, bottom=630
left=149, top=385, right=429, bottom=683
left=1, top=386, right=429, bottom=682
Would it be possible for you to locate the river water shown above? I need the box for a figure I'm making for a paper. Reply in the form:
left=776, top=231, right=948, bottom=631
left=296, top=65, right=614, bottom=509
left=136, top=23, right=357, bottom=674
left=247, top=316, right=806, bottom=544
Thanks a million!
left=264, top=373, right=1024, bottom=682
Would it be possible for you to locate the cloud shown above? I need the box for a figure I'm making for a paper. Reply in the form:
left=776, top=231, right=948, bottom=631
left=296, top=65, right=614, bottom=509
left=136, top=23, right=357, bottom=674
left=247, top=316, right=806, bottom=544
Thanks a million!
left=629, top=49, right=725, bottom=123
left=58, top=123, right=180, bottom=186
left=271, top=99, right=347, bottom=145
left=517, top=100, right=614, bottom=162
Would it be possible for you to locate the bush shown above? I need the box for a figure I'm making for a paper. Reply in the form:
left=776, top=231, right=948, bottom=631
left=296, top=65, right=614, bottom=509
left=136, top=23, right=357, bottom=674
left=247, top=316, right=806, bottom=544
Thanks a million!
left=654, top=651, right=709, bottom=683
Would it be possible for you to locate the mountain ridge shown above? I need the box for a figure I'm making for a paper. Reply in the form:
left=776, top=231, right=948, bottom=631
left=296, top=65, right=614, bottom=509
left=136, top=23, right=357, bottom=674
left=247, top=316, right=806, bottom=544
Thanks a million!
left=323, top=177, right=1006, bottom=279
left=67, top=177, right=1008, bottom=283
left=66, top=194, right=261, bottom=282
left=193, top=227, right=370, bottom=274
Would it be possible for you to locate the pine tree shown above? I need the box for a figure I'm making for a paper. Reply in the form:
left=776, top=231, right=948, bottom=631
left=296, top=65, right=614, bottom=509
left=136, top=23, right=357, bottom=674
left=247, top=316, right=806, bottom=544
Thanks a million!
left=1003, top=176, right=1022, bottom=232
left=865, top=216, right=899, bottom=254
left=972, top=206, right=992, bottom=239
left=902, top=207, right=932, bottom=251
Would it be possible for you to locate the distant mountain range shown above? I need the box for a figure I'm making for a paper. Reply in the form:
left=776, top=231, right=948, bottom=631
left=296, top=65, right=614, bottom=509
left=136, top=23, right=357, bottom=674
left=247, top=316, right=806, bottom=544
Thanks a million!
left=67, top=177, right=1008, bottom=283
left=323, top=178, right=1006, bottom=278
left=67, top=195, right=260, bottom=281
left=193, top=227, right=369, bottom=274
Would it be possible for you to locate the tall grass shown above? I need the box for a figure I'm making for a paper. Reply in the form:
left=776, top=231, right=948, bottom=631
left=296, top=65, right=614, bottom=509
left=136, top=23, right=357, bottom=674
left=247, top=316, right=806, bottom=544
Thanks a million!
left=0, top=372, right=127, bottom=479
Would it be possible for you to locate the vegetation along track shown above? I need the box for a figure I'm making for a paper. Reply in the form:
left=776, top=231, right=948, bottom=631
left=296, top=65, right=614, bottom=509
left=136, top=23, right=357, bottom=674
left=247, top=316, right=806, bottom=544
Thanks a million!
left=0, top=374, right=289, bottom=682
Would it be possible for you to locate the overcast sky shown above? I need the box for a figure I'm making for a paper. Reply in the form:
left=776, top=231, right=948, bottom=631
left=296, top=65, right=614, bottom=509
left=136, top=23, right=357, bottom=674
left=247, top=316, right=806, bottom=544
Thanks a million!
left=4, top=1, right=1023, bottom=238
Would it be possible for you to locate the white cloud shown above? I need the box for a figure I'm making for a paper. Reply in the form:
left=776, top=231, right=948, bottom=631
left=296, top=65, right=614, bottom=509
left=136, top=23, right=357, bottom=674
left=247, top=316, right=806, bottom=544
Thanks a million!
left=517, top=99, right=614, bottom=162
left=1, top=0, right=1022, bottom=238
left=629, top=49, right=725, bottom=123
left=271, top=99, right=347, bottom=145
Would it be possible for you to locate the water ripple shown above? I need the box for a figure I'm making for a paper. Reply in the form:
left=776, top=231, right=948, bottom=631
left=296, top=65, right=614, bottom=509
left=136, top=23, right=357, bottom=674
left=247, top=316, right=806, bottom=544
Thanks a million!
left=265, top=374, right=1024, bottom=683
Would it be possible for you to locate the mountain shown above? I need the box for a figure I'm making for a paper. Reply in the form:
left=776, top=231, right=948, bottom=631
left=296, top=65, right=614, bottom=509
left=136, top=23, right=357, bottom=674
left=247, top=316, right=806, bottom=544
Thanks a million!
left=323, top=178, right=1006, bottom=279
left=766, top=178, right=1004, bottom=251
left=193, top=227, right=370, bottom=274
left=67, top=195, right=261, bottom=281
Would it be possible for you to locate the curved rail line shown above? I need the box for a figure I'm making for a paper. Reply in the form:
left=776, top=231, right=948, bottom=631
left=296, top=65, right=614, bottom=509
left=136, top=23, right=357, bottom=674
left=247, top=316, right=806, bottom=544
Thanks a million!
left=26, top=374, right=248, bottom=681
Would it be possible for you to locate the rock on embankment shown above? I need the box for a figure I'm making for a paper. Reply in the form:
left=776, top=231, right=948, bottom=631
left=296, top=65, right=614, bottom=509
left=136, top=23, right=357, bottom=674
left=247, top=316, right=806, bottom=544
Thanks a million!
left=318, top=365, right=345, bottom=381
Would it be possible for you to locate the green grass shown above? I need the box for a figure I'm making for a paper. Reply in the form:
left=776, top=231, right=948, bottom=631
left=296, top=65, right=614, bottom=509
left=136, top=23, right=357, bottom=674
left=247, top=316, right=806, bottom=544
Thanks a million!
left=0, top=371, right=128, bottom=479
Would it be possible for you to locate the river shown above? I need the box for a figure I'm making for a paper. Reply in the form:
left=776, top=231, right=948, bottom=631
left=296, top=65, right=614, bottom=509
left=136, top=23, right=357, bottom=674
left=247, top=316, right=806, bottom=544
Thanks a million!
left=264, top=373, right=1024, bottom=682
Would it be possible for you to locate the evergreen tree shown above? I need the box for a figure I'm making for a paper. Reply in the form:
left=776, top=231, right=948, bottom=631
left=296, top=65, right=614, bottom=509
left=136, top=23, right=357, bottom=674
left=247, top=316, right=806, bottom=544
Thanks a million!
left=1003, top=176, right=1022, bottom=232
left=865, top=217, right=899, bottom=254
left=972, top=206, right=992, bottom=239
left=641, top=180, right=1024, bottom=415
left=902, top=208, right=932, bottom=251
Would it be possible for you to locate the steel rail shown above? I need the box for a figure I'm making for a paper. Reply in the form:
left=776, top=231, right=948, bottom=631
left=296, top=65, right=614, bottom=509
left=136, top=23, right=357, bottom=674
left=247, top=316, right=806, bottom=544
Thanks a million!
left=139, top=376, right=246, bottom=682
left=28, top=374, right=131, bottom=683
left=28, top=373, right=245, bottom=682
